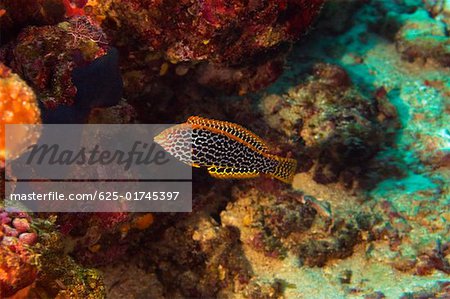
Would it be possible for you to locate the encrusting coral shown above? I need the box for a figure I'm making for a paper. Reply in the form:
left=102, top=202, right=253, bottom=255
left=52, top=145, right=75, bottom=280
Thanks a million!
left=260, top=63, right=398, bottom=185
left=395, top=7, right=450, bottom=67
left=0, top=0, right=66, bottom=43
left=10, top=16, right=108, bottom=109
left=31, top=216, right=106, bottom=298
left=142, top=215, right=253, bottom=298
left=0, top=67, right=41, bottom=297
left=86, top=0, right=325, bottom=64
left=221, top=181, right=382, bottom=267
left=0, top=211, right=106, bottom=298
left=0, top=208, right=38, bottom=298
left=79, top=0, right=326, bottom=99
left=222, top=184, right=318, bottom=258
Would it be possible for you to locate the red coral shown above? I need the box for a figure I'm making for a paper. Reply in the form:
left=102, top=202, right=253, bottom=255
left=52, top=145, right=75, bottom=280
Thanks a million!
left=10, top=17, right=108, bottom=109
left=0, top=209, right=38, bottom=298
left=90, top=0, right=324, bottom=64
left=62, top=0, right=86, bottom=17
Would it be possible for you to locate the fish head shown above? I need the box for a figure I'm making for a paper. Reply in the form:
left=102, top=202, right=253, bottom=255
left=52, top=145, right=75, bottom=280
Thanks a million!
left=153, top=124, right=194, bottom=164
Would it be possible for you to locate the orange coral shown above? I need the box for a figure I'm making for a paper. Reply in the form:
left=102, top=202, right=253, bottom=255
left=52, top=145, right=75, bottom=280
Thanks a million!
left=0, top=245, right=38, bottom=298
left=133, top=213, right=154, bottom=230
left=0, top=63, right=41, bottom=164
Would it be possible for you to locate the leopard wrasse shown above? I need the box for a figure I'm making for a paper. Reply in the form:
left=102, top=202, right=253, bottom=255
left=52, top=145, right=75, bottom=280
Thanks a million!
left=154, top=116, right=297, bottom=183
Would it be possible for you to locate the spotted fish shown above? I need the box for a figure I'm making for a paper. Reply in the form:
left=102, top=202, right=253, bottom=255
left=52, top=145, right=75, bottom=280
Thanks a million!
left=154, top=116, right=297, bottom=183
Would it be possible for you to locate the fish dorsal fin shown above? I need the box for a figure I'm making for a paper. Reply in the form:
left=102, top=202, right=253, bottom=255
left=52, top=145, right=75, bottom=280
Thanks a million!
left=187, top=116, right=270, bottom=153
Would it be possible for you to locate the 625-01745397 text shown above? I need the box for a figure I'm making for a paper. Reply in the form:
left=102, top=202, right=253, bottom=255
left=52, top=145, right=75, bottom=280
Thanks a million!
left=9, top=191, right=181, bottom=201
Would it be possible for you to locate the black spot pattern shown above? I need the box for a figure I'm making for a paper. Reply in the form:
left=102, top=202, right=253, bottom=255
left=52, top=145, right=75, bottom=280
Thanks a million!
left=155, top=121, right=297, bottom=182
left=191, top=129, right=278, bottom=175
left=160, top=126, right=194, bottom=165
left=187, top=116, right=270, bottom=153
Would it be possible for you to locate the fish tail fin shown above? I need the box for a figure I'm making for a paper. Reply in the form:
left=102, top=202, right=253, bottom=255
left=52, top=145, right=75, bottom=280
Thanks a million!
left=269, top=155, right=297, bottom=184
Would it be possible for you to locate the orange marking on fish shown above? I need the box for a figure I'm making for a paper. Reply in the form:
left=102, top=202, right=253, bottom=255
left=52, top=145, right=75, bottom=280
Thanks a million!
left=187, top=116, right=271, bottom=153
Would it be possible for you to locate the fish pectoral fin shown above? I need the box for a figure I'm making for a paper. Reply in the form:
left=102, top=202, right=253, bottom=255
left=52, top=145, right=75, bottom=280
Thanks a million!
left=191, top=163, right=201, bottom=168
left=207, top=166, right=260, bottom=179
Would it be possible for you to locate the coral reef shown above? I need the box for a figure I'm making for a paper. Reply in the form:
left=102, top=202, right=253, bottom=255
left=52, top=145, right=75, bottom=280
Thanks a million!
left=88, top=0, right=324, bottom=64
left=243, top=0, right=449, bottom=296
left=399, top=281, right=450, bottom=299
left=32, top=216, right=106, bottom=298
left=0, top=208, right=38, bottom=298
left=0, top=209, right=106, bottom=298
left=142, top=216, right=253, bottom=298
left=0, top=63, right=41, bottom=163
left=0, top=171, right=4, bottom=204
left=425, top=0, right=450, bottom=30
left=101, top=259, right=165, bottom=299
left=195, top=56, right=286, bottom=95
left=9, top=16, right=108, bottom=109
left=243, top=278, right=285, bottom=299
left=260, top=63, right=397, bottom=185
left=396, top=9, right=450, bottom=67
left=55, top=212, right=159, bottom=267
left=0, top=0, right=66, bottom=44
left=1, top=0, right=449, bottom=298
left=222, top=184, right=318, bottom=258
left=0, top=244, right=37, bottom=298
left=55, top=212, right=131, bottom=266
left=221, top=182, right=384, bottom=268
left=87, top=100, right=137, bottom=124
left=81, top=0, right=326, bottom=100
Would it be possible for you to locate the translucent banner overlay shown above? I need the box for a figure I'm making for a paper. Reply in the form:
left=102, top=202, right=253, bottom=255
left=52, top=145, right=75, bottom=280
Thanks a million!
left=5, top=124, right=192, bottom=212
left=6, top=182, right=192, bottom=212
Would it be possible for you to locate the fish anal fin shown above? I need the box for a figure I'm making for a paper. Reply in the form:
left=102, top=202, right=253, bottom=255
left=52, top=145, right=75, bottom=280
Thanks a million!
left=207, top=166, right=260, bottom=180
